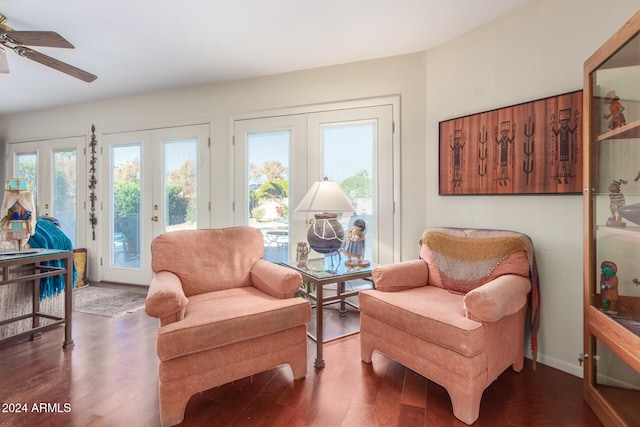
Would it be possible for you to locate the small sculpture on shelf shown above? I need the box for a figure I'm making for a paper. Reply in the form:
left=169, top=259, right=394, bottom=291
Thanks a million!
left=296, top=241, right=309, bottom=268
left=343, top=219, right=369, bottom=267
left=607, top=178, right=627, bottom=227
left=603, top=90, right=626, bottom=131
left=600, top=261, right=619, bottom=315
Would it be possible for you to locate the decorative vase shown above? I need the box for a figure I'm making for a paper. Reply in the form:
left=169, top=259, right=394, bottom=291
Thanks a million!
left=306, top=213, right=345, bottom=254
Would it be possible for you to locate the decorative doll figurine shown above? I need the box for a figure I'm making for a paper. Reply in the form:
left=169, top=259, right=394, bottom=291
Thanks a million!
left=600, top=261, right=619, bottom=315
left=603, top=90, right=626, bottom=130
left=607, top=179, right=627, bottom=227
left=296, top=241, right=309, bottom=268
left=344, top=219, right=369, bottom=267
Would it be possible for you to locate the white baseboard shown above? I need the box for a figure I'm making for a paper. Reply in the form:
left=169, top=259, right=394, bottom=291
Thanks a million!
left=526, top=351, right=583, bottom=378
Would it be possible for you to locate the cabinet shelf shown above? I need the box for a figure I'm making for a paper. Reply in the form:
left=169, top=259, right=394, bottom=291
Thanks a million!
left=596, top=225, right=640, bottom=238
left=597, top=118, right=640, bottom=142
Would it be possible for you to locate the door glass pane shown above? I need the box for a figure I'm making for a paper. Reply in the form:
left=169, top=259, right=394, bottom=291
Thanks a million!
left=322, top=123, right=375, bottom=262
left=164, top=138, right=198, bottom=232
left=112, top=144, right=141, bottom=268
left=593, top=335, right=640, bottom=426
left=15, top=153, right=37, bottom=204
left=247, top=130, right=290, bottom=262
left=53, top=149, right=77, bottom=246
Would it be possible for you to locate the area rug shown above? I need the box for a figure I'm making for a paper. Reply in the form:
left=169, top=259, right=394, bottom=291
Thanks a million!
left=73, top=285, right=147, bottom=317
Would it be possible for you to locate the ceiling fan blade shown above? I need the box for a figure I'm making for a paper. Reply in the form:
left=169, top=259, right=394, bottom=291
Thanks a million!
left=0, top=48, right=9, bottom=73
left=17, top=47, right=96, bottom=82
left=3, top=31, right=74, bottom=48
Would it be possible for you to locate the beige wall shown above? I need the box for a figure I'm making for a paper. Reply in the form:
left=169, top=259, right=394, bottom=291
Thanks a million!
left=1, top=0, right=638, bottom=377
left=425, top=0, right=639, bottom=376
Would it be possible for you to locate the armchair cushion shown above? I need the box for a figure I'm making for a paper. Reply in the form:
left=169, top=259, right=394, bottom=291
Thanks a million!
left=359, top=287, right=484, bottom=357
left=156, top=287, right=310, bottom=362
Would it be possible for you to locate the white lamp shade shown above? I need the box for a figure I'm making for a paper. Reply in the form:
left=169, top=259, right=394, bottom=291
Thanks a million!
left=295, top=179, right=355, bottom=213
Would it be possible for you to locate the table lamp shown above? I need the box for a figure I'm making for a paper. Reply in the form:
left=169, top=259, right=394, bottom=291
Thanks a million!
left=295, top=177, right=355, bottom=255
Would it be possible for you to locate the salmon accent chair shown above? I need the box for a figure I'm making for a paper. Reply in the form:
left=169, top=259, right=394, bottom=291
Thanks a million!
left=145, top=227, right=311, bottom=427
left=360, top=227, right=539, bottom=425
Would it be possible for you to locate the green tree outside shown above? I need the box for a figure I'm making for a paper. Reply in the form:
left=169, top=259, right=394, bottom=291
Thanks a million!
left=341, top=169, right=372, bottom=198
left=114, top=181, right=140, bottom=218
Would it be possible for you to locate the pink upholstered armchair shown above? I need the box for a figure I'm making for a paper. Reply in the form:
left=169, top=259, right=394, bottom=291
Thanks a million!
left=360, top=227, right=539, bottom=425
left=145, top=227, right=311, bottom=427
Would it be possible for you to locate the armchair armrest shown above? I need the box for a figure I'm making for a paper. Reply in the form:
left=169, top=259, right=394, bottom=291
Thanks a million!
left=251, top=259, right=302, bottom=298
left=372, top=259, right=429, bottom=292
left=145, top=271, right=189, bottom=325
left=463, top=274, right=531, bottom=322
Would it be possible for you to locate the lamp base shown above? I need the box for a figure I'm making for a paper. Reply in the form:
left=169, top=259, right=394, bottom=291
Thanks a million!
left=307, top=213, right=345, bottom=254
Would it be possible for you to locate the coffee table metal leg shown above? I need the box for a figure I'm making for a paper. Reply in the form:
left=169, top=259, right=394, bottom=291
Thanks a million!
left=314, top=280, right=324, bottom=368
left=338, top=281, right=347, bottom=317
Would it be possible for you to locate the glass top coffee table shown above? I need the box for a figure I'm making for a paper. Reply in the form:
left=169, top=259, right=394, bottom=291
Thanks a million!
left=279, top=256, right=375, bottom=368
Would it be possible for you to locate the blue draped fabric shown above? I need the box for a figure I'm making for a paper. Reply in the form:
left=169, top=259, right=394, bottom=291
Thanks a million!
left=28, top=218, right=77, bottom=300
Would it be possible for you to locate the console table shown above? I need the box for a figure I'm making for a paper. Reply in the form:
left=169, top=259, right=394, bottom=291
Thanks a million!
left=0, top=249, right=74, bottom=349
left=279, top=256, right=375, bottom=368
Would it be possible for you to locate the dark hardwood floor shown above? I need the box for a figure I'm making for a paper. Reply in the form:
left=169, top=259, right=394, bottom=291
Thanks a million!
left=0, top=302, right=603, bottom=427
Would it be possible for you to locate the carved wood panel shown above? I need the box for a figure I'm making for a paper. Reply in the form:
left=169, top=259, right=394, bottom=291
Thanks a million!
left=439, top=90, right=583, bottom=195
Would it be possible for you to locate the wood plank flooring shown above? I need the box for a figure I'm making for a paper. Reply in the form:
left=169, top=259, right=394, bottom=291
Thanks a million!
left=0, top=305, right=603, bottom=427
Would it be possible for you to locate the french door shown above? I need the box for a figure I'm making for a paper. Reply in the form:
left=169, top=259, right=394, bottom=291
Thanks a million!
left=307, top=107, right=395, bottom=264
left=101, top=124, right=210, bottom=284
left=234, top=101, right=397, bottom=264
left=8, top=136, right=86, bottom=248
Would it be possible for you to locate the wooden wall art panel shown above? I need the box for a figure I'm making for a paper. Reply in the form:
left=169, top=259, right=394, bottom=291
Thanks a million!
left=439, top=90, right=583, bottom=195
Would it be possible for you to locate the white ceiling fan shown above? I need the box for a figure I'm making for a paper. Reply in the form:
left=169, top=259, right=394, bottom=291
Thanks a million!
left=0, top=12, right=96, bottom=82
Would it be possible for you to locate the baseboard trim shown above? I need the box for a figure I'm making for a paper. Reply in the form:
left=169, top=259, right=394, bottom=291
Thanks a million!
left=525, top=351, right=583, bottom=378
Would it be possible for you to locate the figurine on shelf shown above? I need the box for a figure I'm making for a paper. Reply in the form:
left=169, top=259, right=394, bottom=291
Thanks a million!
left=296, top=241, right=309, bottom=268
left=603, top=90, right=626, bottom=130
left=600, top=261, right=619, bottom=315
left=607, top=179, right=627, bottom=227
left=344, top=219, right=369, bottom=267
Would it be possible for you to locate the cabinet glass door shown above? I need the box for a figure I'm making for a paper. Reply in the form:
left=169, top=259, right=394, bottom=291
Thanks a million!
left=589, top=30, right=640, bottom=331
left=584, top=14, right=640, bottom=426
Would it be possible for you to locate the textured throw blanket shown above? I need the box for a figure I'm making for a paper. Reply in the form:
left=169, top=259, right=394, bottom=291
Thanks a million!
left=28, top=218, right=77, bottom=300
left=420, top=227, right=541, bottom=369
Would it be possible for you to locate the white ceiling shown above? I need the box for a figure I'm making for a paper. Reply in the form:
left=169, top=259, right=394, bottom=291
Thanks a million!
left=0, top=0, right=535, bottom=116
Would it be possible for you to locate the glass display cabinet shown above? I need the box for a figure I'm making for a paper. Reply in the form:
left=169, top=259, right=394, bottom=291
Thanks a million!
left=583, top=10, right=640, bottom=427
